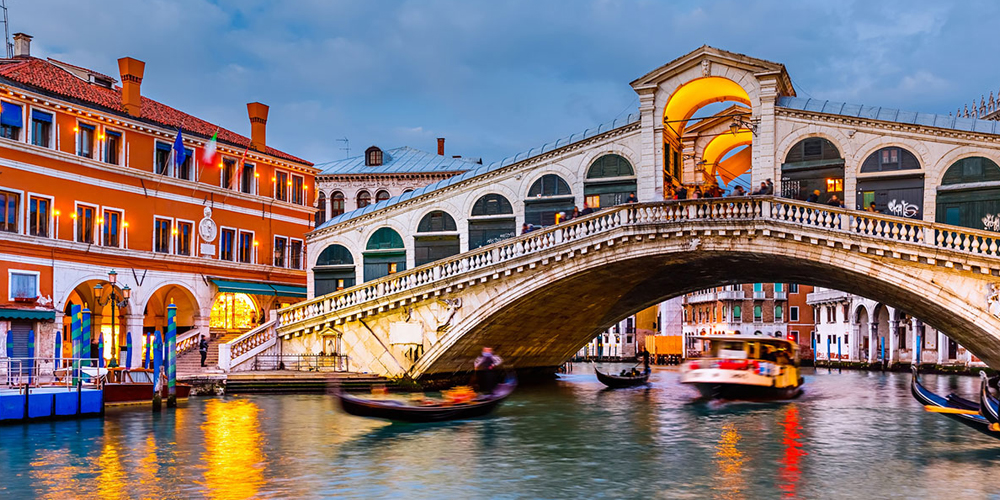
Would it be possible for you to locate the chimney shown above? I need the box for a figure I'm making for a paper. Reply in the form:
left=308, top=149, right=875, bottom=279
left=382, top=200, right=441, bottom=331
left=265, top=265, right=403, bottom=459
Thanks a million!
left=247, top=102, right=269, bottom=152
left=12, top=33, right=31, bottom=58
left=437, top=137, right=445, bottom=156
left=117, top=57, right=145, bottom=117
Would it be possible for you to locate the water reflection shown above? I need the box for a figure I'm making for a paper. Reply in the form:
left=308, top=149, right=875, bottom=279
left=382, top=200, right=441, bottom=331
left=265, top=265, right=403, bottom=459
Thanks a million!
left=714, top=422, right=745, bottom=500
left=200, top=399, right=265, bottom=499
left=778, top=405, right=804, bottom=498
left=95, top=420, right=126, bottom=499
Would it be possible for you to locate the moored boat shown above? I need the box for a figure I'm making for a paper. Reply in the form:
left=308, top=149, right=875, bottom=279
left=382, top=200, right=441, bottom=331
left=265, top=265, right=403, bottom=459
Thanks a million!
left=594, top=366, right=650, bottom=388
left=337, top=378, right=516, bottom=423
left=680, top=335, right=803, bottom=400
left=911, top=366, right=996, bottom=438
left=979, top=371, right=1000, bottom=425
left=85, top=367, right=192, bottom=406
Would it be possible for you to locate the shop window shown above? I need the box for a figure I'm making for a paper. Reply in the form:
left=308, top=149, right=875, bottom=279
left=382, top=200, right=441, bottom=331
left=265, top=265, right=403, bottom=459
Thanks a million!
left=9, top=271, right=38, bottom=300
left=209, top=292, right=258, bottom=330
left=105, top=130, right=122, bottom=165
left=28, top=196, right=49, bottom=237
left=155, top=142, right=172, bottom=175
left=357, top=190, right=371, bottom=209
left=30, top=110, right=51, bottom=148
left=176, top=221, right=192, bottom=256
left=77, top=123, right=95, bottom=158
left=238, top=231, right=254, bottom=264
left=220, top=229, right=235, bottom=261
left=331, top=191, right=345, bottom=216
left=153, top=217, right=172, bottom=253
left=273, top=236, right=287, bottom=267
left=102, top=209, right=122, bottom=247
left=76, top=205, right=95, bottom=243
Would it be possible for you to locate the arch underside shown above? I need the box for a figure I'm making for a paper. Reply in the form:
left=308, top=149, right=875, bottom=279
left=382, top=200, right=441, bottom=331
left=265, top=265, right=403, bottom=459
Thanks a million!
left=414, top=236, right=1000, bottom=377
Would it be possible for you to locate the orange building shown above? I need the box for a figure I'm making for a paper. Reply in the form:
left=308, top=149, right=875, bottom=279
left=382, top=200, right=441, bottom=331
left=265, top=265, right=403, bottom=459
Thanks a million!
left=0, top=34, right=317, bottom=368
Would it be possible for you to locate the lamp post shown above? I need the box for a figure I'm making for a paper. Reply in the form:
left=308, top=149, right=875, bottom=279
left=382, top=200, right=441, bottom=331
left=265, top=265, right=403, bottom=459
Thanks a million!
left=94, top=270, right=131, bottom=366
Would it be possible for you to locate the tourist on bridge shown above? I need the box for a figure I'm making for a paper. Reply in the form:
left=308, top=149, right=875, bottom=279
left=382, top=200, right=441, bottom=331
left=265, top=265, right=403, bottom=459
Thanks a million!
left=806, top=190, right=820, bottom=203
left=521, top=223, right=529, bottom=235
left=474, top=347, right=503, bottom=394
left=827, top=195, right=844, bottom=208
left=580, top=202, right=594, bottom=216
left=866, top=202, right=879, bottom=213
left=626, top=192, right=638, bottom=203
left=199, top=335, right=209, bottom=367
left=753, top=181, right=769, bottom=195
left=729, top=185, right=746, bottom=197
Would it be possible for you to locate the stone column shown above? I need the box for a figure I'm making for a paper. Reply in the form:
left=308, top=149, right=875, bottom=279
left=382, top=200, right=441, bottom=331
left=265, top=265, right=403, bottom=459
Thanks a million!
left=910, top=317, right=921, bottom=364
left=888, top=320, right=899, bottom=365
left=868, top=323, right=878, bottom=364
left=751, top=77, right=779, bottom=188
left=636, top=90, right=661, bottom=201
left=851, top=324, right=861, bottom=361
left=124, top=314, right=145, bottom=368
left=938, top=330, right=948, bottom=364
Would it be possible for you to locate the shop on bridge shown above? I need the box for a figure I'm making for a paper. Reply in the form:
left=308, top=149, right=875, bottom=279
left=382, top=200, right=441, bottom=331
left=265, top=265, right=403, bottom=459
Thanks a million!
left=935, top=156, right=1000, bottom=231
left=780, top=138, right=844, bottom=203
left=524, top=174, right=574, bottom=227
left=468, top=194, right=517, bottom=250
left=363, top=228, right=407, bottom=282
left=856, top=146, right=924, bottom=218
left=414, top=210, right=460, bottom=266
left=583, top=154, right=637, bottom=209
left=313, top=244, right=356, bottom=296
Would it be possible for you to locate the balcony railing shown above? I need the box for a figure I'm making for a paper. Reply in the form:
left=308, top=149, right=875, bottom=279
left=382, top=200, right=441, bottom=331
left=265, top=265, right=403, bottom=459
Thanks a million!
left=686, top=292, right=717, bottom=304
left=753, top=291, right=766, bottom=299
left=774, top=291, right=787, bottom=300
left=717, top=290, right=746, bottom=300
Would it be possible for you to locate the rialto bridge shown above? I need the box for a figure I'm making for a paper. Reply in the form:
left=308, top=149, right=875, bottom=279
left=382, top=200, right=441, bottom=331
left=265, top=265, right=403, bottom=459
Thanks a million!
left=220, top=46, right=1000, bottom=378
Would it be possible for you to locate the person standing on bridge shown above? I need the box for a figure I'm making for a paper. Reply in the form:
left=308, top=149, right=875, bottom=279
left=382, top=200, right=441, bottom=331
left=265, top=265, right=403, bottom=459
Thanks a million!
left=199, top=335, right=209, bottom=367
left=626, top=192, right=638, bottom=203
left=475, top=347, right=503, bottom=394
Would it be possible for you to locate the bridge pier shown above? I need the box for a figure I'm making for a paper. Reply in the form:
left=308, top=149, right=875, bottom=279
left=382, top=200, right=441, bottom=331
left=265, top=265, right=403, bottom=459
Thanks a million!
left=868, top=324, right=877, bottom=364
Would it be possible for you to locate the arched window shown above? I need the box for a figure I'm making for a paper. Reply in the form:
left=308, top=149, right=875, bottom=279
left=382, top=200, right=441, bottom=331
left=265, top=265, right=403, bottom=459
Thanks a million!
left=469, top=194, right=516, bottom=250
left=858, top=147, right=923, bottom=218
left=331, top=191, right=345, bottom=217
left=415, top=211, right=459, bottom=266
left=363, top=227, right=405, bottom=282
left=937, top=156, right=1000, bottom=230
left=528, top=174, right=572, bottom=197
left=585, top=154, right=636, bottom=208
left=357, top=190, right=371, bottom=209
left=375, top=189, right=391, bottom=203
left=402, top=188, right=414, bottom=194
left=781, top=138, right=844, bottom=202
left=365, top=146, right=383, bottom=166
left=525, top=174, right=574, bottom=227
left=315, top=192, right=327, bottom=227
left=313, top=244, right=355, bottom=296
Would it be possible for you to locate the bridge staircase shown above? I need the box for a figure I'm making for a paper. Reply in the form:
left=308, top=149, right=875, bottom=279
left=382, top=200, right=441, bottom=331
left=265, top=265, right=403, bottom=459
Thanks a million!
left=176, top=330, right=243, bottom=376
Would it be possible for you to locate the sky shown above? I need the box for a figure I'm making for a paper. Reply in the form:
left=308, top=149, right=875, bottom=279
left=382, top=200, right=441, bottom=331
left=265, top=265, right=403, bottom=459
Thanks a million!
left=12, top=0, right=1000, bottom=166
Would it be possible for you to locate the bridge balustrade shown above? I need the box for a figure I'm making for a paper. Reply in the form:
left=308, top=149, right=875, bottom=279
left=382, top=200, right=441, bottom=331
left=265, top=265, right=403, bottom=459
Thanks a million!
left=278, top=196, right=1000, bottom=334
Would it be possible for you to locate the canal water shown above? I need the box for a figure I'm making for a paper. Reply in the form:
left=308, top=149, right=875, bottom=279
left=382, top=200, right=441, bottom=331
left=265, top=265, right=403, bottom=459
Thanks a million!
left=2, top=366, right=1000, bottom=499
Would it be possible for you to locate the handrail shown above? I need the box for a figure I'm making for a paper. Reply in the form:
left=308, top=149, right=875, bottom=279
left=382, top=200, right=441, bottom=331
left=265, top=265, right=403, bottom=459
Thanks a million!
left=176, top=329, right=204, bottom=355
left=219, top=320, right=277, bottom=372
left=278, top=195, right=1000, bottom=332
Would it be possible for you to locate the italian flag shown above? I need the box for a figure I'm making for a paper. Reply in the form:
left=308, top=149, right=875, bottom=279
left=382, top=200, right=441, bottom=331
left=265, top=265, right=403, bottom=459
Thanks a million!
left=202, top=131, right=218, bottom=166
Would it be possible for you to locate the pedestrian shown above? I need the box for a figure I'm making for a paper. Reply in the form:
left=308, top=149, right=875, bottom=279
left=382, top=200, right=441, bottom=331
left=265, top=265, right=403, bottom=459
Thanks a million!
left=753, top=181, right=768, bottom=195
left=827, top=195, right=844, bottom=208
left=676, top=186, right=688, bottom=199
left=571, top=206, right=580, bottom=219
left=730, top=185, right=746, bottom=197
left=765, top=178, right=774, bottom=194
left=806, top=190, right=820, bottom=203
left=626, top=192, right=638, bottom=203
left=199, top=334, right=209, bottom=367
left=521, top=222, right=529, bottom=235
left=866, top=202, right=879, bottom=213
left=580, top=202, right=594, bottom=216
left=474, top=347, right=503, bottom=394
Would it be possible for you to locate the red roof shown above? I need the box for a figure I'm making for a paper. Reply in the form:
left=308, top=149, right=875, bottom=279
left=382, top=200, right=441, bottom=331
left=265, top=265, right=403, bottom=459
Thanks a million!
left=0, top=57, right=311, bottom=166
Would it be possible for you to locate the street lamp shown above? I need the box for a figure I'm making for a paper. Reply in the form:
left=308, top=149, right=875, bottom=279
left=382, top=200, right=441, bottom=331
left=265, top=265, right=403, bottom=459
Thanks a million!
left=94, top=269, right=131, bottom=366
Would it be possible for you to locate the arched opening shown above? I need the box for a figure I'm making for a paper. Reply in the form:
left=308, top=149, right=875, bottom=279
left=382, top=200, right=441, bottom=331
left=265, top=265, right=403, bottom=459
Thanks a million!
left=414, top=211, right=459, bottom=266
left=469, top=194, right=516, bottom=250
left=62, top=278, right=134, bottom=366
left=936, top=156, right=1000, bottom=230
left=702, top=131, right=752, bottom=192
left=315, top=191, right=326, bottom=227
left=855, top=306, right=870, bottom=360
left=857, top=147, right=923, bottom=218
left=873, top=303, right=890, bottom=361
left=357, top=190, right=371, bottom=209
left=313, top=244, right=356, bottom=296
left=584, top=154, right=637, bottom=209
left=331, top=191, right=345, bottom=217
left=364, top=227, right=406, bottom=282
left=209, top=293, right=259, bottom=331
left=525, top=174, right=573, bottom=227
left=662, top=77, right=752, bottom=190
left=781, top=138, right=844, bottom=203
left=375, top=189, right=391, bottom=204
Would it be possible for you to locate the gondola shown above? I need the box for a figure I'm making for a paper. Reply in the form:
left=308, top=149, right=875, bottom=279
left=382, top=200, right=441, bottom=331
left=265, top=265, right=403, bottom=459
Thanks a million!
left=336, top=378, right=516, bottom=423
left=594, top=365, right=650, bottom=388
left=910, top=366, right=997, bottom=438
left=979, top=371, right=1000, bottom=425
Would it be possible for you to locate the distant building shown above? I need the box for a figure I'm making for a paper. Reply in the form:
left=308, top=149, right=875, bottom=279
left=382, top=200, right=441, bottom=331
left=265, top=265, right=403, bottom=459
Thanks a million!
left=683, top=283, right=800, bottom=356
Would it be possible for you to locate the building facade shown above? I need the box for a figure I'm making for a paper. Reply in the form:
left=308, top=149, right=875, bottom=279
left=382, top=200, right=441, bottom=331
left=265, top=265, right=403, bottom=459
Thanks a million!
left=682, top=283, right=806, bottom=356
left=0, top=34, right=317, bottom=369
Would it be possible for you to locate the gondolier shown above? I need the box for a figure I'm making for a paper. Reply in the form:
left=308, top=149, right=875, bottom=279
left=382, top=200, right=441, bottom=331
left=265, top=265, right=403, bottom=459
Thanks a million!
left=475, top=347, right=503, bottom=394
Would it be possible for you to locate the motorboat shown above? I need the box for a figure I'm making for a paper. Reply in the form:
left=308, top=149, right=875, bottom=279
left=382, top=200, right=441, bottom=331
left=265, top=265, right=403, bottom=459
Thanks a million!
left=911, top=366, right=996, bottom=438
left=594, top=365, right=650, bottom=388
left=84, top=367, right=192, bottom=406
left=680, top=335, right=803, bottom=400
left=337, top=377, right=516, bottom=423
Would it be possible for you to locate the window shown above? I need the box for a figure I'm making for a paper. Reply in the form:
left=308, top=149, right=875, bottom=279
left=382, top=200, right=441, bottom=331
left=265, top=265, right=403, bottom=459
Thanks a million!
left=291, top=175, right=304, bottom=204
left=331, top=191, right=345, bottom=217
left=9, top=271, right=38, bottom=300
left=289, top=239, right=303, bottom=269
left=789, top=283, right=799, bottom=294
left=733, top=305, right=741, bottom=322
left=375, top=189, right=390, bottom=203
left=78, top=123, right=95, bottom=158
left=753, top=305, right=762, bottom=321
left=527, top=174, right=572, bottom=197
left=102, top=209, right=122, bottom=247
left=843, top=304, right=849, bottom=323
left=471, top=194, right=513, bottom=216
left=0, top=102, right=22, bottom=140
left=75, top=205, right=95, bottom=243
left=273, top=237, right=287, bottom=267
left=366, top=146, right=383, bottom=166
left=28, top=196, right=49, bottom=237
left=177, top=148, right=193, bottom=180
left=105, top=131, right=121, bottom=165
left=241, top=163, right=255, bottom=194
left=220, top=229, right=235, bottom=261
left=357, top=190, right=371, bottom=208
left=789, top=306, right=799, bottom=322
left=774, top=283, right=783, bottom=293
left=753, top=283, right=763, bottom=292
left=31, top=110, right=52, bottom=148
left=176, top=221, right=192, bottom=256
left=222, top=158, right=237, bottom=189
left=154, top=142, right=172, bottom=175
left=775, top=305, right=783, bottom=320
left=274, top=170, right=288, bottom=201
left=827, top=306, right=835, bottom=323
left=880, top=148, right=899, bottom=166
left=238, top=231, right=254, bottom=263
left=153, top=217, right=172, bottom=253
left=315, top=192, right=326, bottom=227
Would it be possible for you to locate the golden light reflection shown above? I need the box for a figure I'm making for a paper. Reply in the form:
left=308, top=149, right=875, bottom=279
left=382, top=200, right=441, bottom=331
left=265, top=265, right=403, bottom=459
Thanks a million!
left=778, top=405, right=806, bottom=498
left=714, top=422, right=745, bottom=500
left=663, top=77, right=752, bottom=138
left=200, top=399, right=265, bottom=500
left=136, top=434, right=165, bottom=498
left=95, top=424, right=127, bottom=500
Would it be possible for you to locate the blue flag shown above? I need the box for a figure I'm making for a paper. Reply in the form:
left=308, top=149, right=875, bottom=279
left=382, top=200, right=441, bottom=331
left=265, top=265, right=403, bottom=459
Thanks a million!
left=173, top=128, right=186, bottom=166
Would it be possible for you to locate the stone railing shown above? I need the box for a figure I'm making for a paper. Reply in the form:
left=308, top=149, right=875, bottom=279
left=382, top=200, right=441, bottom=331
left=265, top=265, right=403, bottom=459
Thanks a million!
left=218, top=320, right=277, bottom=372
left=176, top=329, right=203, bottom=356
left=277, top=196, right=1000, bottom=334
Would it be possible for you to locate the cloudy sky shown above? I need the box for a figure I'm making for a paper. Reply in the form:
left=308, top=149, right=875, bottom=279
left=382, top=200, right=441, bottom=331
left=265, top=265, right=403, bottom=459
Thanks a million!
left=14, top=0, right=1000, bottom=165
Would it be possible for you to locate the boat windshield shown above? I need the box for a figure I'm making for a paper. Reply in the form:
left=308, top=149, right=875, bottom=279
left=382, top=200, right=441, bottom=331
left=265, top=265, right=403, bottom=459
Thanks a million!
left=707, top=339, right=797, bottom=365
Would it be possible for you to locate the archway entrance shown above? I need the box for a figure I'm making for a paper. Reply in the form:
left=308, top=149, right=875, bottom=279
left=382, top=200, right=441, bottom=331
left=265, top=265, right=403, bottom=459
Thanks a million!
left=782, top=138, right=844, bottom=203
left=936, top=156, right=1000, bottom=230
left=857, top=147, right=923, bottom=217
left=414, top=211, right=460, bottom=266
left=313, top=244, right=356, bottom=296
left=209, top=293, right=259, bottom=331
left=363, top=227, right=406, bottom=282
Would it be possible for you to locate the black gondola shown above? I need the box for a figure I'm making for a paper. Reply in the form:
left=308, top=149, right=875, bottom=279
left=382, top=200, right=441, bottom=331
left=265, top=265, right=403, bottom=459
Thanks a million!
left=910, top=366, right=997, bottom=438
left=979, top=371, right=1000, bottom=425
left=336, top=378, right=516, bottom=423
left=594, top=365, right=650, bottom=388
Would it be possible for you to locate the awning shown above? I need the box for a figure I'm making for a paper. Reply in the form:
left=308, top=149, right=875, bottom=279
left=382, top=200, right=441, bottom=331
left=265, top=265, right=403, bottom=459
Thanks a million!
left=0, top=308, right=55, bottom=321
left=210, top=279, right=307, bottom=298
